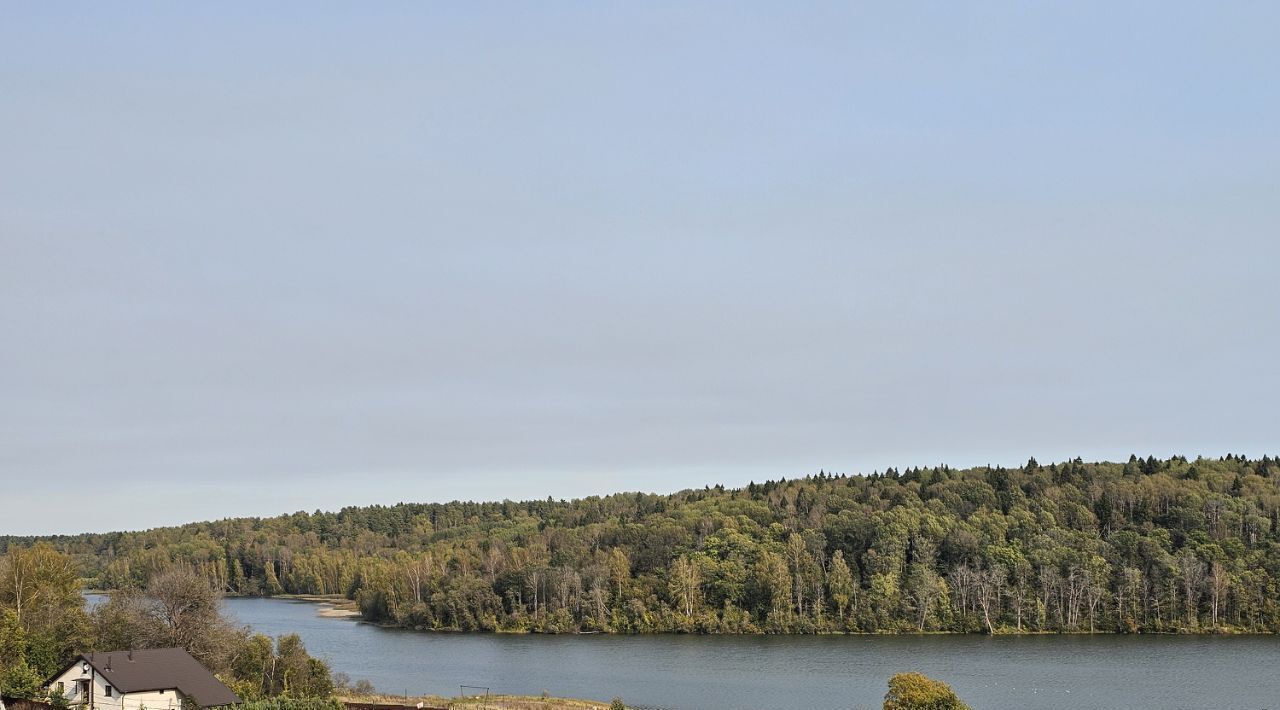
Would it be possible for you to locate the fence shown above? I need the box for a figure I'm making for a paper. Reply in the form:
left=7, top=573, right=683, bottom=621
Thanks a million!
left=341, top=702, right=446, bottom=710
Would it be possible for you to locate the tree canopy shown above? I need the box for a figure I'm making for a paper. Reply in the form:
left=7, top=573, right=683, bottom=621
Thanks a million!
left=6, top=454, right=1280, bottom=636
left=0, top=546, right=333, bottom=701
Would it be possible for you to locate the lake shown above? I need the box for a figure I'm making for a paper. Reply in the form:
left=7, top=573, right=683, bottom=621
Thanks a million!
left=187, top=597, right=1278, bottom=710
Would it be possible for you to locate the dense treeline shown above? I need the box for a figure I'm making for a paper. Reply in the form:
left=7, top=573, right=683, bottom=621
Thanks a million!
left=7, top=455, right=1280, bottom=636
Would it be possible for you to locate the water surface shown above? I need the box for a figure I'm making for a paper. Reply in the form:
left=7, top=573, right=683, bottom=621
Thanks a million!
left=212, top=597, right=1278, bottom=710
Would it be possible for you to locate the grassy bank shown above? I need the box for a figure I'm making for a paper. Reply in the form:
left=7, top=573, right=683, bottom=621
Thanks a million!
left=338, top=692, right=612, bottom=710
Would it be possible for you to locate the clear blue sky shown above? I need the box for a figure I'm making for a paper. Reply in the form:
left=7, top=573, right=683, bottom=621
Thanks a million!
left=2, top=3, right=1277, bottom=535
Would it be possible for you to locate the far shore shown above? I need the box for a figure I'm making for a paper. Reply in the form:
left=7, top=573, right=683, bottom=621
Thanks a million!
left=84, top=589, right=363, bottom=618
left=247, top=593, right=363, bottom=618
left=274, top=594, right=361, bottom=613
left=88, top=589, right=1271, bottom=636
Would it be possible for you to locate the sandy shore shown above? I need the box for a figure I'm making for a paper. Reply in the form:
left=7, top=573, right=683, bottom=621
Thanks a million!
left=271, top=593, right=363, bottom=618
left=318, top=604, right=363, bottom=618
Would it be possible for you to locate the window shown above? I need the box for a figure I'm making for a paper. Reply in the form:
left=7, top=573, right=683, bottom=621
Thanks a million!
left=56, top=682, right=65, bottom=695
left=104, top=685, right=113, bottom=698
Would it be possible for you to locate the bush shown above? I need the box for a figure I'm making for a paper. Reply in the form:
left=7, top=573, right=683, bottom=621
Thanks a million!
left=883, top=672, right=969, bottom=710
left=240, top=698, right=344, bottom=710
left=0, top=657, right=46, bottom=700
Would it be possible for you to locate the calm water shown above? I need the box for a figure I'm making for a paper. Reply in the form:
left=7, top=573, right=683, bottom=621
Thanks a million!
left=190, top=597, right=1278, bottom=710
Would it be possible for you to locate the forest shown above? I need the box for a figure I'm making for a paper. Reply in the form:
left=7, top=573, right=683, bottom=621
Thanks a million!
left=5, top=454, right=1280, bottom=637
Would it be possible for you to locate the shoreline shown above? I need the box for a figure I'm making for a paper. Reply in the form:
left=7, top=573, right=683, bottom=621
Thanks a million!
left=92, top=590, right=1279, bottom=637
left=271, top=594, right=362, bottom=617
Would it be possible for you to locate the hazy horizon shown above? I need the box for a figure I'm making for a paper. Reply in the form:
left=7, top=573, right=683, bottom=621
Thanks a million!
left=4, top=4, right=1278, bottom=536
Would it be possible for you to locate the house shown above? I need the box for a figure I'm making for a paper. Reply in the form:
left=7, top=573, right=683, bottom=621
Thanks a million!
left=46, top=649, right=239, bottom=710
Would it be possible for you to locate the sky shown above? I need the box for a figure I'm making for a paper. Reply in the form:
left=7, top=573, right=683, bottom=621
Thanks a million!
left=2, top=3, right=1278, bottom=536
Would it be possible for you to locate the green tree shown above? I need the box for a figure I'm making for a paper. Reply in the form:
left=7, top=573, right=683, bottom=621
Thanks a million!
left=905, top=562, right=946, bottom=632
left=0, top=656, right=45, bottom=700
left=264, top=561, right=286, bottom=596
left=230, top=559, right=247, bottom=594
left=754, top=551, right=792, bottom=629
left=827, top=551, right=855, bottom=622
left=275, top=634, right=333, bottom=698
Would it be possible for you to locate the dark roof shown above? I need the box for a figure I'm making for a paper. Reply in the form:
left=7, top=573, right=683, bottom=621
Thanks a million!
left=79, top=649, right=239, bottom=707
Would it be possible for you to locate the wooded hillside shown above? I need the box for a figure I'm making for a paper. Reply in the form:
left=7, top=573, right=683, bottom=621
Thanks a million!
left=7, top=454, right=1280, bottom=635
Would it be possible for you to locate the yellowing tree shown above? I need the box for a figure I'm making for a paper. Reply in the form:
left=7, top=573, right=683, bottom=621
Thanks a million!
left=827, top=551, right=854, bottom=622
left=0, top=543, right=82, bottom=631
left=0, top=544, right=89, bottom=694
left=668, top=556, right=701, bottom=617
left=883, top=672, right=970, bottom=710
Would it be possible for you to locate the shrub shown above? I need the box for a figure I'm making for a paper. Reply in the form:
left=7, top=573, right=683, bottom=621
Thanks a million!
left=883, top=672, right=970, bottom=710
left=240, top=697, right=344, bottom=710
